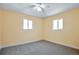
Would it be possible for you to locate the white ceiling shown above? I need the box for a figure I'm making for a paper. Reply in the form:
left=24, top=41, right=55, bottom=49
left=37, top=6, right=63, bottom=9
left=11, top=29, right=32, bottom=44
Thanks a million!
left=0, top=3, right=79, bottom=18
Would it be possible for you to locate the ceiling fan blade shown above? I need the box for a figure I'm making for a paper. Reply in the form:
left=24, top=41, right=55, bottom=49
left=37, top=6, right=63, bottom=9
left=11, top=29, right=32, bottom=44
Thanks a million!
left=23, top=3, right=40, bottom=8
left=28, top=5, right=36, bottom=8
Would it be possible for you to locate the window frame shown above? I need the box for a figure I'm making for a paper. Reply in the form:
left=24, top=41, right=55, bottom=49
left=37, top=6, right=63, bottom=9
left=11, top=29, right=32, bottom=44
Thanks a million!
left=23, top=19, right=32, bottom=30
left=52, top=18, right=63, bottom=31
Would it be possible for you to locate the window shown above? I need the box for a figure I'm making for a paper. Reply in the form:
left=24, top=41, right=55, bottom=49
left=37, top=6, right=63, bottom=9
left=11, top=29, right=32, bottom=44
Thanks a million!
left=23, top=19, right=32, bottom=29
left=53, top=18, right=63, bottom=30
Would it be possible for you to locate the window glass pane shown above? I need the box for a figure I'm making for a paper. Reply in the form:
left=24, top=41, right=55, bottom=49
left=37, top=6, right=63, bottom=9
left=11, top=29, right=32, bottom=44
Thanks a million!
left=29, top=20, right=32, bottom=29
left=53, top=20, right=58, bottom=30
left=23, top=19, right=28, bottom=29
left=58, top=18, right=63, bottom=30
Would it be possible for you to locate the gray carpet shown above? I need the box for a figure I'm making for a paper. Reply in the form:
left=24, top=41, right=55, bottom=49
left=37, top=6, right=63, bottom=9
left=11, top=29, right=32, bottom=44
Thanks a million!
left=0, top=40, right=79, bottom=55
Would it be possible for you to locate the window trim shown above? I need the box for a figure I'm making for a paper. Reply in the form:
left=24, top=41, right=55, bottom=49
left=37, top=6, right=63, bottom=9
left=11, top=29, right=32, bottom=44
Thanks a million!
left=23, top=19, right=32, bottom=30
left=52, top=18, right=63, bottom=31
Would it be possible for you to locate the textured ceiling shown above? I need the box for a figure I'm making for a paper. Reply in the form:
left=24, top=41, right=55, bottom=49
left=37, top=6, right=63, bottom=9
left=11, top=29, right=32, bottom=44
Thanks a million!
left=0, top=3, right=79, bottom=18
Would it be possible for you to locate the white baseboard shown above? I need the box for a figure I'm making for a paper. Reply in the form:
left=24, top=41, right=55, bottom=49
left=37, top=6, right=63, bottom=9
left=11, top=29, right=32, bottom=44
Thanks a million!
left=46, top=40, right=79, bottom=50
left=2, top=39, right=41, bottom=49
left=1, top=39, right=79, bottom=50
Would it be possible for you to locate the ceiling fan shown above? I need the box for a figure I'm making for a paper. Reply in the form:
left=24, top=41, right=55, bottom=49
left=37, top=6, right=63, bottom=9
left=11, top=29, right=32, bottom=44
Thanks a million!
left=29, top=3, right=49, bottom=12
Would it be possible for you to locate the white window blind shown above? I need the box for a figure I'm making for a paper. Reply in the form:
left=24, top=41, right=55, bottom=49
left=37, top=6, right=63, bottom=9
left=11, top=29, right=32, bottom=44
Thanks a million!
left=23, top=19, right=32, bottom=29
left=23, top=19, right=28, bottom=29
left=53, top=18, right=63, bottom=30
left=53, top=20, right=58, bottom=30
left=29, top=20, right=32, bottom=29
left=58, top=18, right=63, bottom=30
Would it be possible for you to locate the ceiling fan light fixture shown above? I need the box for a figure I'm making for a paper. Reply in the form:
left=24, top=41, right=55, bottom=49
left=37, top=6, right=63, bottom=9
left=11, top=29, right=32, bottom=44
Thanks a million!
left=34, top=7, right=42, bottom=12
left=32, top=3, right=47, bottom=12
